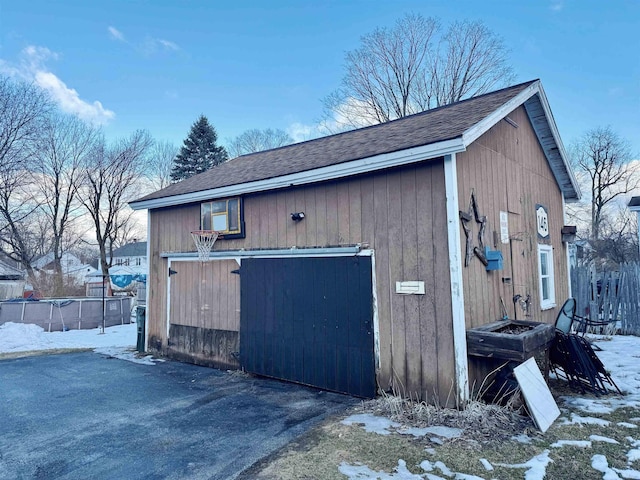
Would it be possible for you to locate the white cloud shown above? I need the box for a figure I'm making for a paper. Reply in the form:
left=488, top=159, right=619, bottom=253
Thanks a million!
left=0, top=45, right=115, bottom=125
left=106, top=26, right=180, bottom=55
left=286, top=122, right=317, bottom=143
left=286, top=96, right=383, bottom=143
left=157, top=39, right=179, bottom=51
left=35, top=71, right=115, bottom=124
left=108, top=26, right=126, bottom=42
left=316, top=96, right=382, bottom=135
left=550, top=1, right=563, bottom=11
left=140, top=37, right=181, bottom=55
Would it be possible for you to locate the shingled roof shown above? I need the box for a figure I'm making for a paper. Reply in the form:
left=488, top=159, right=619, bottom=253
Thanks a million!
left=0, top=259, right=24, bottom=280
left=111, top=241, right=147, bottom=258
left=131, top=79, right=579, bottom=210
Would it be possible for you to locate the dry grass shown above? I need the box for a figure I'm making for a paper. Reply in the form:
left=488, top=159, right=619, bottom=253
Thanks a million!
left=240, top=380, right=640, bottom=480
left=360, top=391, right=533, bottom=442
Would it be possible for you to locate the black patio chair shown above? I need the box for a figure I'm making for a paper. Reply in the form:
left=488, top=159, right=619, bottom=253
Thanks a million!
left=550, top=302, right=622, bottom=395
left=555, top=298, right=577, bottom=335
left=555, top=297, right=621, bottom=349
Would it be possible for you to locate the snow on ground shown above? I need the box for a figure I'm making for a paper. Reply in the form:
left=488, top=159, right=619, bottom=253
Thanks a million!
left=341, top=414, right=463, bottom=440
left=339, top=334, right=640, bottom=480
left=4, top=322, right=640, bottom=478
left=590, top=435, right=620, bottom=444
left=561, top=336, right=640, bottom=415
left=0, top=321, right=160, bottom=365
left=341, top=414, right=401, bottom=435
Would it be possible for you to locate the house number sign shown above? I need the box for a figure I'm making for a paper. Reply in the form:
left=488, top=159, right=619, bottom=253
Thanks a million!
left=536, top=204, right=549, bottom=239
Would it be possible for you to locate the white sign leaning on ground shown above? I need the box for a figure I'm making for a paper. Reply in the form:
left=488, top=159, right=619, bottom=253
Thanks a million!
left=513, top=357, right=560, bottom=433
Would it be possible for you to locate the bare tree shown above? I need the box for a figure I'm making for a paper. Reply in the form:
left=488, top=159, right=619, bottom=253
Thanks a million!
left=0, top=76, right=52, bottom=282
left=227, top=128, right=293, bottom=158
left=33, top=114, right=100, bottom=295
left=0, top=76, right=52, bottom=174
left=0, top=170, right=48, bottom=284
left=322, top=14, right=514, bottom=132
left=571, top=127, right=637, bottom=240
left=147, top=140, right=178, bottom=190
left=79, top=130, right=152, bottom=276
left=576, top=207, right=639, bottom=268
left=427, top=20, right=515, bottom=107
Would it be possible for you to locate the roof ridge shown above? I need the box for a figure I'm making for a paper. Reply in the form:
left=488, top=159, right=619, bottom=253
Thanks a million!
left=233, top=79, right=539, bottom=160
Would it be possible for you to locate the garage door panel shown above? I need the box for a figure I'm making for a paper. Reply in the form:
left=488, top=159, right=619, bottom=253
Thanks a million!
left=240, top=256, right=375, bottom=398
left=348, top=346, right=363, bottom=394
left=324, top=344, right=338, bottom=391
left=335, top=345, right=350, bottom=393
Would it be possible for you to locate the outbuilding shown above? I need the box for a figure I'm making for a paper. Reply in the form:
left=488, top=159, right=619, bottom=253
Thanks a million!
left=130, top=79, right=580, bottom=405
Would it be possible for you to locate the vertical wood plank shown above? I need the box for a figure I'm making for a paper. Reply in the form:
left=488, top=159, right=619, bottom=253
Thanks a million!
left=416, top=164, right=438, bottom=400
left=400, top=167, right=422, bottom=397
left=285, top=189, right=297, bottom=247
left=360, top=176, right=375, bottom=247
left=304, top=186, right=317, bottom=246
left=386, top=169, right=406, bottom=392
left=315, top=185, right=328, bottom=247
left=336, top=181, right=350, bottom=245
left=325, top=183, right=339, bottom=246
left=348, top=180, right=362, bottom=245
left=372, top=174, right=391, bottom=389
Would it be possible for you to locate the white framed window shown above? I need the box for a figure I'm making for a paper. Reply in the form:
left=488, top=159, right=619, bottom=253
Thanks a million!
left=537, top=244, right=555, bottom=310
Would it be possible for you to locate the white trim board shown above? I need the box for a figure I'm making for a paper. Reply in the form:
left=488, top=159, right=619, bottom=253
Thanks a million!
left=161, top=246, right=364, bottom=260
left=130, top=139, right=465, bottom=210
left=443, top=153, right=469, bottom=405
left=145, top=210, right=150, bottom=351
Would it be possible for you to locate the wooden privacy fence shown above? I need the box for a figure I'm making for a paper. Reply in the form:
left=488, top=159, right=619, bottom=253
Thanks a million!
left=571, top=262, right=640, bottom=336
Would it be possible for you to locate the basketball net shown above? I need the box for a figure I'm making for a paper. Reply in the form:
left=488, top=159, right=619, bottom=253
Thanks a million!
left=191, top=230, right=220, bottom=262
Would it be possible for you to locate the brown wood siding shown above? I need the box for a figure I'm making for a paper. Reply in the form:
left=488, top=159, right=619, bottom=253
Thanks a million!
left=168, top=260, right=239, bottom=331
left=148, top=160, right=454, bottom=403
left=455, top=106, right=569, bottom=388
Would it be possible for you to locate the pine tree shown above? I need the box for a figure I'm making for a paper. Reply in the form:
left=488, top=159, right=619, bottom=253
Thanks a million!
left=170, top=115, right=228, bottom=182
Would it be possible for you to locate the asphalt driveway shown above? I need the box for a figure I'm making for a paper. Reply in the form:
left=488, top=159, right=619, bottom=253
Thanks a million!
left=0, top=351, right=356, bottom=479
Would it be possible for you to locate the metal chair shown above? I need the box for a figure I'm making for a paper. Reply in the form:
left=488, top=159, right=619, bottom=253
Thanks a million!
left=551, top=298, right=622, bottom=395
left=555, top=297, right=617, bottom=339
left=555, top=298, right=577, bottom=334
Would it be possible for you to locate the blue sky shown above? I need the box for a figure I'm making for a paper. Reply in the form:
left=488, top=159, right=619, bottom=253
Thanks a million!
left=1, top=0, right=638, bottom=156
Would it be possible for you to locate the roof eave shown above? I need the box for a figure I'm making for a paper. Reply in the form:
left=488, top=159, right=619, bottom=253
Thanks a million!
left=130, top=137, right=466, bottom=210
left=462, top=79, right=581, bottom=203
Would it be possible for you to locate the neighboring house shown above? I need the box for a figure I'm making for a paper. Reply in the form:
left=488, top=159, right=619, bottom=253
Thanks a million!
left=0, top=259, right=26, bottom=300
left=96, top=241, right=148, bottom=292
left=130, top=80, right=580, bottom=404
left=32, top=252, right=97, bottom=286
left=105, top=241, right=148, bottom=270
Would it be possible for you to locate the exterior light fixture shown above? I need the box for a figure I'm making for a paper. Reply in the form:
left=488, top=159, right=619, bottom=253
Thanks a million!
left=291, top=212, right=305, bottom=222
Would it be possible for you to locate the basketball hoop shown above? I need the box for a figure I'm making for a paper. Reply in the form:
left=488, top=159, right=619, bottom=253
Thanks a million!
left=191, top=230, right=221, bottom=262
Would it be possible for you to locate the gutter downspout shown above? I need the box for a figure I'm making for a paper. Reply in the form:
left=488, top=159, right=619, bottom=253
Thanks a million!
left=444, top=153, right=469, bottom=406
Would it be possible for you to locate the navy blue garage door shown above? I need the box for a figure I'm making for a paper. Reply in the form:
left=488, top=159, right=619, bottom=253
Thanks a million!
left=239, top=256, right=376, bottom=398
